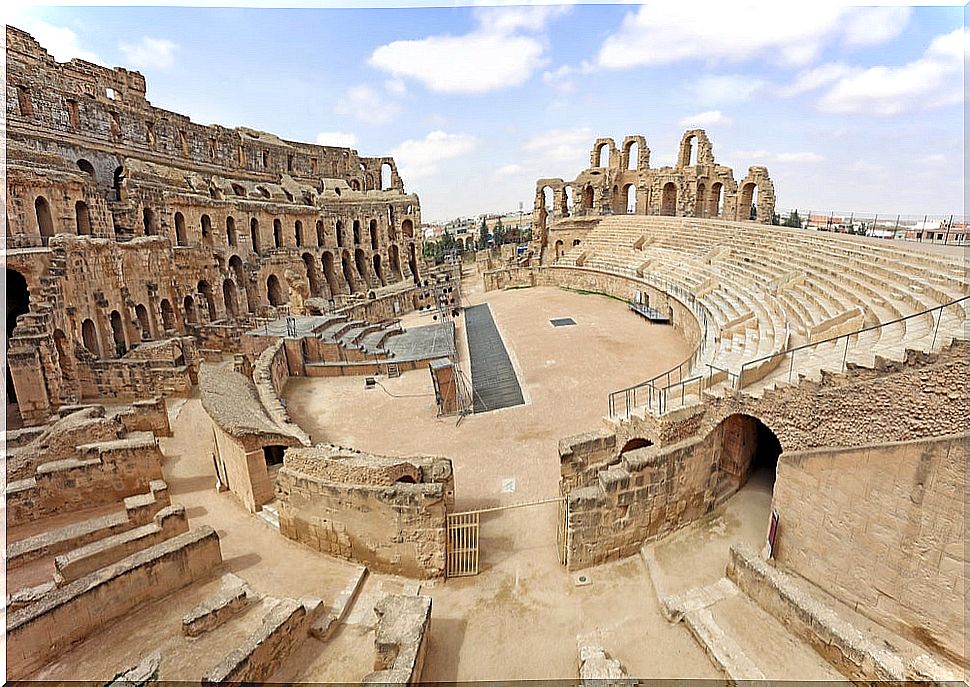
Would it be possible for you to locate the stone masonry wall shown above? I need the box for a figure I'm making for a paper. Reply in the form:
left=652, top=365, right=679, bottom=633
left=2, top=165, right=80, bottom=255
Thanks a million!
left=771, top=434, right=966, bottom=665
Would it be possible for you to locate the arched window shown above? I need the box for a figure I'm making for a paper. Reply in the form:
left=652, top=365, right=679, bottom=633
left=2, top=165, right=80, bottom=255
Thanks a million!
left=401, top=219, right=414, bottom=239
left=201, top=214, right=212, bottom=245
left=372, top=254, right=385, bottom=285
left=35, top=196, right=55, bottom=246
left=295, top=220, right=304, bottom=247
left=354, top=248, right=369, bottom=284
left=160, top=299, right=176, bottom=331
left=597, top=143, right=609, bottom=168
left=336, top=220, right=345, bottom=248
left=113, top=166, right=125, bottom=201
left=380, top=163, right=392, bottom=190
left=109, top=310, right=127, bottom=357
left=303, top=252, right=320, bottom=296
left=174, top=212, right=187, bottom=246
left=135, top=303, right=152, bottom=340
left=709, top=182, right=723, bottom=218
left=369, top=219, right=379, bottom=249
left=226, top=216, right=237, bottom=247
left=341, top=252, right=356, bottom=293
left=267, top=274, right=286, bottom=305
left=625, top=141, right=639, bottom=170
left=322, top=251, right=340, bottom=297
left=316, top=219, right=326, bottom=247
left=183, top=295, right=198, bottom=324
left=273, top=218, right=283, bottom=248
left=198, top=280, right=216, bottom=321
left=661, top=183, right=677, bottom=216
left=81, top=318, right=99, bottom=356
left=143, top=207, right=155, bottom=235
left=250, top=218, right=261, bottom=253
left=75, top=200, right=91, bottom=235
left=740, top=183, right=759, bottom=221
left=77, top=159, right=96, bottom=179
left=353, top=219, right=361, bottom=245
left=223, top=279, right=239, bottom=317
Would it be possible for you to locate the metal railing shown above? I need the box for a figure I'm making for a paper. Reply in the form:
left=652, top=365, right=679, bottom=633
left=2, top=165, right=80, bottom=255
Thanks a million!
left=777, top=210, right=968, bottom=247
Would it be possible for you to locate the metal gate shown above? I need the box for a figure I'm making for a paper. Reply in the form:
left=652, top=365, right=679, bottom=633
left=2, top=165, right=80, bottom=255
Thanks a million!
left=445, top=511, right=480, bottom=577
left=445, top=497, right=568, bottom=578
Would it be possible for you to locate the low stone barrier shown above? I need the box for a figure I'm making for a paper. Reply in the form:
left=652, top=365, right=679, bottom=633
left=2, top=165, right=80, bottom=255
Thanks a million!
left=182, top=573, right=254, bottom=637
left=362, top=594, right=433, bottom=685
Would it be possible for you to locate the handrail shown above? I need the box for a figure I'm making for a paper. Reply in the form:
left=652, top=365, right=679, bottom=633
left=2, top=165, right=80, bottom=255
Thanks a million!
left=735, top=293, right=970, bottom=389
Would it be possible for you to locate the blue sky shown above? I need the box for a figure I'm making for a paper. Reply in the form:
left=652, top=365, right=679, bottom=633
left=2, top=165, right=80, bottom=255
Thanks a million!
left=10, top=2, right=966, bottom=221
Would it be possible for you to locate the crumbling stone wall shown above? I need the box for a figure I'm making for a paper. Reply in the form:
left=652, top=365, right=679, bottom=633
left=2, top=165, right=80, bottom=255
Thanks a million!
left=276, top=446, right=455, bottom=578
left=771, top=434, right=966, bottom=665
left=4, top=25, right=423, bottom=426
left=531, top=129, right=775, bottom=258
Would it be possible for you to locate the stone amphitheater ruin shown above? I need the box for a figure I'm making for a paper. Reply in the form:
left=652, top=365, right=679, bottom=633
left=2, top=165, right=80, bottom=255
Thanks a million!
left=4, top=24, right=967, bottom=684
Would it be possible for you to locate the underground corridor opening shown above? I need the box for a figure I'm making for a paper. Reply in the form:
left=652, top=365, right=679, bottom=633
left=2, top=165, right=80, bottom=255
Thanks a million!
left=712, top=413, right=782, bottom=507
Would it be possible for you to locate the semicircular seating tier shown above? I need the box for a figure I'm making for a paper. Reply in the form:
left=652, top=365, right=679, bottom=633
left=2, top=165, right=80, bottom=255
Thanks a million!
left=552, top=216, right=969, bottom=409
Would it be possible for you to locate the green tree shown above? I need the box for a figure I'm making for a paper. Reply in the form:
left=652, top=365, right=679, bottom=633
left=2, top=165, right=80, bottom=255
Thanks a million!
left=479, top=218, right=488, bottom=248
left=783, top=210, right=803, bottom=228
left=494, top=219, right=505, bottom=246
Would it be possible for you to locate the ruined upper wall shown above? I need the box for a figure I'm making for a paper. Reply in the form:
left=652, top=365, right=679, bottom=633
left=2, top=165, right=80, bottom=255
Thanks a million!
left=5, top=25, right=404, bottom=192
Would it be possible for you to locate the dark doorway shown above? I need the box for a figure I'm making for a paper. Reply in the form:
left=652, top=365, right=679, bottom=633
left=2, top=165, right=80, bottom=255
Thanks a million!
left=6, top=269, right=30, bottom=402
left=263, top=445, right=286, bottom=466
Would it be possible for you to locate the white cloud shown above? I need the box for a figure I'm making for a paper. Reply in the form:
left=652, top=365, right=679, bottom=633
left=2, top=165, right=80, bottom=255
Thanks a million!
left=779, top=63, right=853, bottom=97
left=494, top=163, right=523, bottom=177
left=542, top=65, right=578, bottom=93
left=315, top=131, right=358, bottom=148
left=596, top=5, right=910, bottom=70
left=817, top=28, right=967, bottom=116
left=733, top=150, right=825, bottom=164
left=334, top=85, right=401, bottom=125
left=118, top=37, right=178, bottom=70
left=385, top=78, right=407, bottom=96
left=691, top=74, right=764, bottom=106
left=369, top=4, right=568, bottom=94
left=28, top=21, right=98, bottom=63
left=522, top=127, right=594, bottom=162
left=920, top=153, right=946, bottom=165
left=391, top=131, right=479, bottom=180
left=678, top=110, right=732, bottom=127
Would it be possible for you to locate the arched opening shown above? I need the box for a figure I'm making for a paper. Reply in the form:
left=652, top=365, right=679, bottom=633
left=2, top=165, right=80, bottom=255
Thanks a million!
left=77, top=159, right=96, bottom=179
left=198, top=280, right=216, bottom=321
left=341, top=252, right=356, bottom=293
left=267, top=274, right=286, bottom=306
left=250, top=218, right=261, bottom=254
left=143, top=207, right=155, bottom=235
left=582, top=185, right=594, bottom=210
left=6, top=269, right=30, bottom=403
left=396, top=475, right=416, bottom=484
left=713, top=414, right=782, bottom=503
left=709, top=182, right=723, bottom=218
left=113, top=166, right=125, bottom=201
left=109, top=310, right=127, bottom=357
left=620, top=437, right=653, bottom=454
left=408, top=242, right=419, bottom=285
left=75, top=200, right=91, bottom=235
left=316, top=220, right=326, bottom=247
left=564, top=186, right=574, bottom=215
left=369, top=219, right=379, bottom=249
left=81, top=318, right=99, bottom=356
left=625, top=141, right=639, bottom=170
left=353, top=219, right=361, bottom=245
left=388, top=244, right=402, bottom=280
left=380, top=163, right=393, bottom=190
left=228, top=255, right=252, bottom=313
left=336, top=220, right=345, bottom=248
left=134, top=303, right=152, bottom=340
left=596, top=143, right=609, bottom=168
left=740, top=183, right=758, bottom=221
left=401, top=219, right=414, bottom=239
left=695, top=183, right=707, bottom=218
left=303, top=252, right=320, bottom=297
left=183, top=295, right=198, bottom=325
left=174, top=212, right=187, bottom=246
left=372, top=254, right=385, bottom=285
left=572, top=239, right=581, bottom=247
left=223, top=279, right=239, bottom=317
left=35, top=196, right=55, bottom=246
left=542, top=186, right=554, bottom=214
left=295, top=220, right=304, bottom=247
left=226, top=216, right=237, bottom=247
left=201, top=214, right=212, bottom=246
left=681, top=135, right=698, bottom=167
left=322, top=252, right=340, bottom=297
left=350, top=179, right=360, bottom=191
left=354, top=248, right=369, bottom=285
left=554, top=239, right=564, bottom=259
left=623, top=184, right=636, bottom=214
left=160, top=299, right=176, bottom=331
left=273, top=219, right=283, bottom=248
left=661, top=182, right=677, bottom=216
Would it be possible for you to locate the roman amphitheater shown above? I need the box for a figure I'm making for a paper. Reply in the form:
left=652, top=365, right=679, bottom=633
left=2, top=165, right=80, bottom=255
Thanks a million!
left=4, top=24, right=967, bottom=685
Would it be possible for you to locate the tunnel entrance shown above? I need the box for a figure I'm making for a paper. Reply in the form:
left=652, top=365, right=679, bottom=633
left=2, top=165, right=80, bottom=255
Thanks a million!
left=712, top=413, right=781, bottom=505
left=6, top=269, right=30, bottom=405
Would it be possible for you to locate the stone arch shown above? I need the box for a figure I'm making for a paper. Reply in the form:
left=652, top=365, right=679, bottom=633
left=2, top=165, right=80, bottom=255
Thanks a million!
left=336, top=220, right=345, bottom=247
left=381, top=163, right=393, bottom=190
left=198, top=280, right=216, bottom=321
left=134, top=303, right=152, bottom=340
left=388, top=244, right=402, bottom=280
left=6, top=269, right=31, bottom=401
left=591, top=138, right=615, bottom=168
left=273, top=218, right=283, bottom=248
left=738, top=167, right=775, bottom=224
left=322, top=251, right=340, bottom=297
left=183, top=295, right=198, bottom=324
left=250, top=218, right=261, bottom=253
left=623, top=183, right=636, bottom=214
left=372, top=253, right=385, bottom=285
left=677, top=129, right=714, bottom=168
left=353, top=219, right=361, bottom=245
left=341, top=251, right=357, bottom=293
left=695, top=183, right=707, bottom=218
left=113, top=166, right=125, bottom=201
left=143, top=207, right=155, bottom=235
left=223, top=279, right=240, bottom=317
left=295, top=219, right=304, bottom=247
left=369, top=219, right=379, bottom=249
left=77, top=159, right=96, bottom=179
left=402, top=219, right=414, bottom=239
left=75, top=200, right=91, bottom=235
left=582, top=185, right=594, bottom=210
left=354, top=248, right=370, bottom=285
left=226, top=216, right=237, bottom=247
left=109, top=309, right=127, bottom=357
left=711, top=413, right=782, bottom=497
left=661, top=182, right=677, bottom=216
left=174, top=212, right=187, bottom=246
left=708, top=182, right=724, bottom=218
left=316, top=219, right=326, bottom=247
left=35, top=196, right=55, bottom=246
left=620, top=437, right=653, bottom=454
left=201, top=214, right=213, bottom=246
left=554, top=239, right=564, bottom=259
left=739, top=182, right=758, bottom=220
left=81, top=318, right=100, bottom=356
left=267, top=274, right=287, bottom=306
left=302, top=252, right=321, bottom=297
left=160, top=298, right=176, bottom=331
left=408, top=242, right=419, bottom=285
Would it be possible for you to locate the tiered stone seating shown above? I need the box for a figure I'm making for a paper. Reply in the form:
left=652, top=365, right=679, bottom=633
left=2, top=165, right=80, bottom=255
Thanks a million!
left=549, top=215, right=969, bottom=411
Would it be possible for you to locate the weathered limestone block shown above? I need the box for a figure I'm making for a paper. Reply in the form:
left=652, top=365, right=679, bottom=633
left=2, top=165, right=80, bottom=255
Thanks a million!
left=182, top=573, right=255, bottom=637
left=362, top=594, right=433, bottom=686
left=106, top=650, right=162, bottom=687
left=577, top=641, right=635, bottom=687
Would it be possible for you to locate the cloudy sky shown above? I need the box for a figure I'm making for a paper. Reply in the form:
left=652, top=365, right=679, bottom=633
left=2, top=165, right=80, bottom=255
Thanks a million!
left=9, top=1, right=966, bottom=221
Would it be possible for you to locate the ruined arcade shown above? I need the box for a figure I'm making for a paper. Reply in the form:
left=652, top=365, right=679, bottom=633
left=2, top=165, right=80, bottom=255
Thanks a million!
left=4, top=18, right=968, bottom=686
